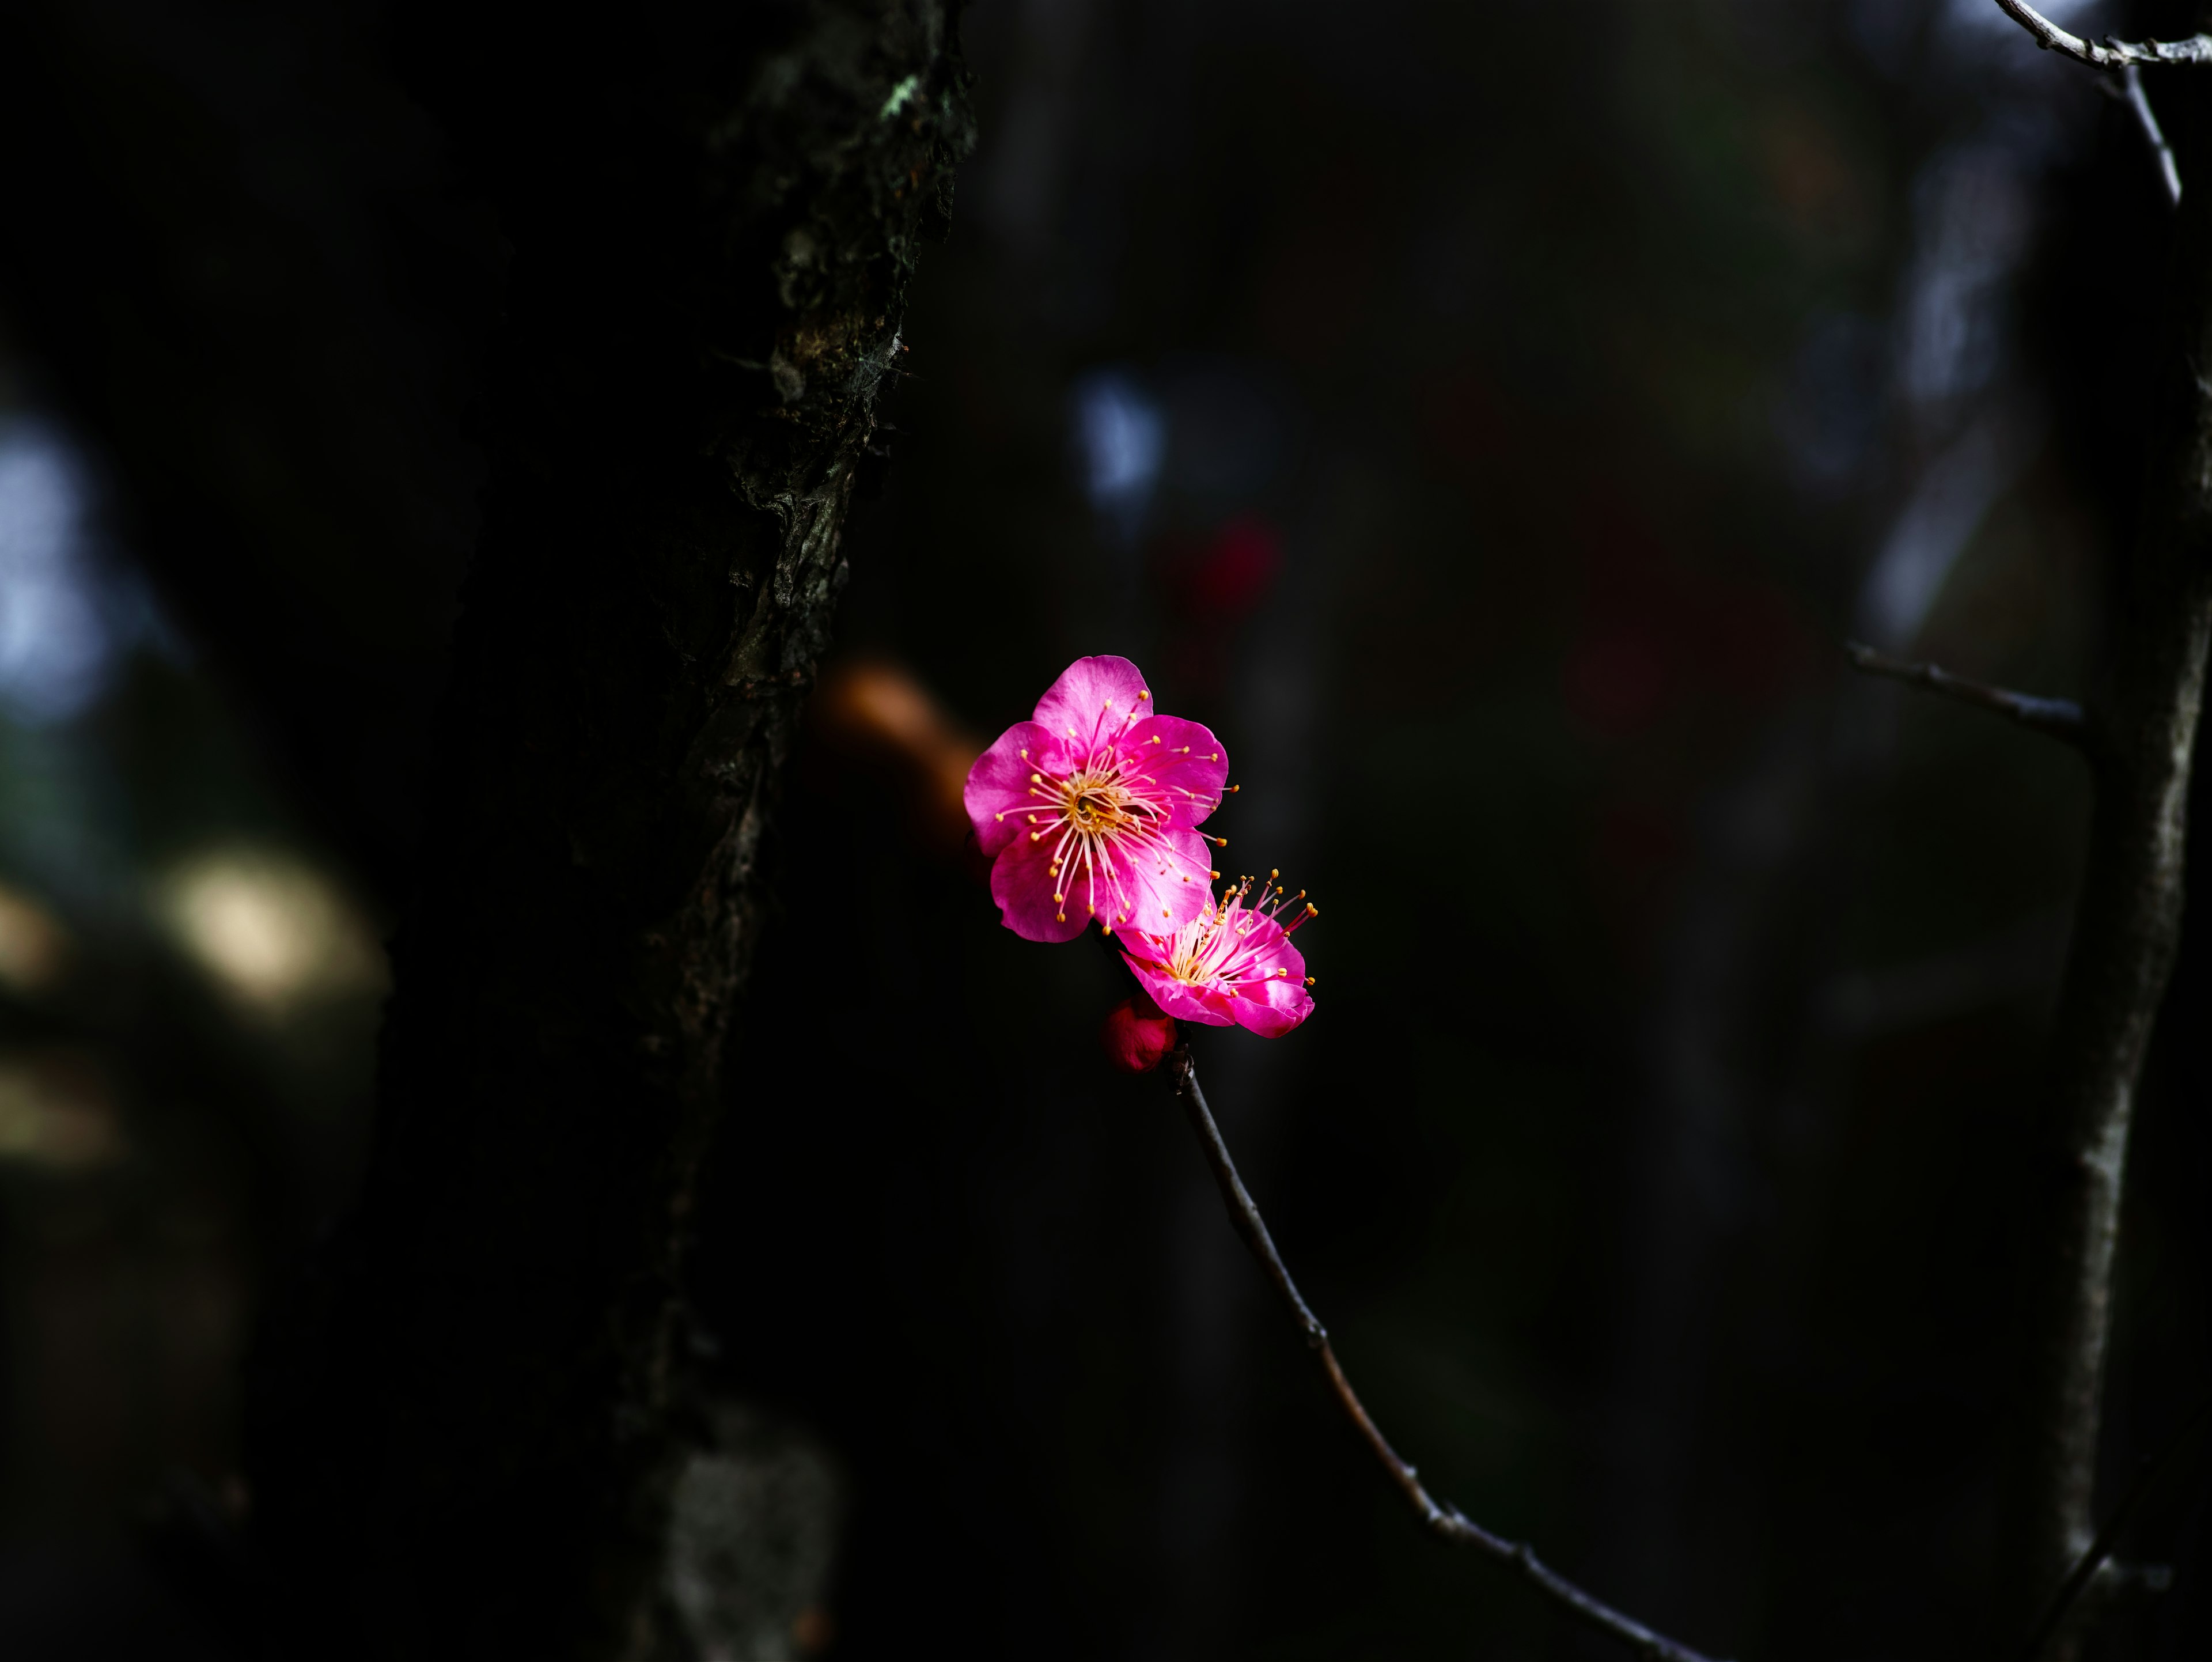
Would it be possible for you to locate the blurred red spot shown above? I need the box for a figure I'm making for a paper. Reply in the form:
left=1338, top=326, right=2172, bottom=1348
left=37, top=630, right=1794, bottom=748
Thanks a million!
left=1564, top=627, right=1671, bottom=737
left=1190, top=515, right=1282, bottom=617
left=1595, top=801, right=1681, bottom=887
left=1421, top=370, right=1516, bottom=471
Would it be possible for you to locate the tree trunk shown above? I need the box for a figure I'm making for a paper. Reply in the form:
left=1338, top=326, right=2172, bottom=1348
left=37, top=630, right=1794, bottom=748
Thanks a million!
left=245, top=5, right=972, bottom=1656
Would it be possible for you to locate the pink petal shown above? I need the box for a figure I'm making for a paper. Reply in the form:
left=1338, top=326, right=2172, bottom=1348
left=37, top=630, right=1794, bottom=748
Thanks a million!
left=1230, top=973, right=1312, bottom=1037
left=1031, top=656, right=1152, bottom=756
left=1122, top=951, right=1241, bottom=1027
left=1096, top=826, right=1213, bottom=934
left=964, top=720, right=1068, bottom=855
left=990, top=821, right=1090, bottom=942
left=1117, top=714, right=1230, bottom=827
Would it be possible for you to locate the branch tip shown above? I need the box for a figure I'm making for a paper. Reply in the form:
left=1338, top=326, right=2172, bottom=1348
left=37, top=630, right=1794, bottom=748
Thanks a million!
left=1165, top=1051, right=1730, bottom=1662
left=1844, top=641, right=2090, bottom=749
left=1993, top=0, right=2212, bottom=69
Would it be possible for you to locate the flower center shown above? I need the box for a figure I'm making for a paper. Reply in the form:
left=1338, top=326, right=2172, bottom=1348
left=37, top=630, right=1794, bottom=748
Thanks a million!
left=1154, top=874, right=1315, bottom=989
left=1027, top=756, right=1177, bottom=927
left=1064, top=776, right=1129, bottom=831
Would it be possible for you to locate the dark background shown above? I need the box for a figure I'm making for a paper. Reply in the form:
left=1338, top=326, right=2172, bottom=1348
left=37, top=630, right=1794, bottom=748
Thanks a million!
left=0, top=0, right=2206, bottom=1657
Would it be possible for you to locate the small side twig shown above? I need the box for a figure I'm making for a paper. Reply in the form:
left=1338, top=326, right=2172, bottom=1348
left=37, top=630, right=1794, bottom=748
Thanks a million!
left=2120, top=66, right=2184, bottom=207
left=2021, top=1391, right=2212, bottom=1659
left=1993, top=1, right=2212, bottom=70
left=1166, top=1049, right=1730, bottom=1662
left=1844, top=642, right=2091, bottom=750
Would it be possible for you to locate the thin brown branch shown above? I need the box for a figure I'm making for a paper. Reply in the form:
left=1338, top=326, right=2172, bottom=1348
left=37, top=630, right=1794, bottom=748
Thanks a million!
left=1166, top=1049, right=1730, bottom=1662
left=2021, top=1391, right=2212, bottom=1658
left=1993, top=1, right=2212, bottom=69
left=1844, top=642, right=2090, bottom=748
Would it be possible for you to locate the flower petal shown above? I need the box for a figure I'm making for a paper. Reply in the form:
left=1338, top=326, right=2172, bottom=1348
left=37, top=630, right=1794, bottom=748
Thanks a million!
left=990, top=821, right=1091, bottom=942
left=1097, top=826, right=1214, bottom=934
left=1122, top=951, right=1241, bottom=1027
left=964, top=720, right=1067, bottom=855
left=1118, top=714, right=1229, bottom=827
left=1031, top=655, right=1152, bottom=756
left=1230, top=971, right=1313, bottom=1037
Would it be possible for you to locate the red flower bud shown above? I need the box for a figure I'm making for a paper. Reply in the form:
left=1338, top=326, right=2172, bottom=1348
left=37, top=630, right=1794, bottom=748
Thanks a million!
left=1101, top=991, right=1177, bottom=1074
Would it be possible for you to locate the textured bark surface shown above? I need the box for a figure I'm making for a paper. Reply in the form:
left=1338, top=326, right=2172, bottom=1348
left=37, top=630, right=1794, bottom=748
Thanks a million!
left=245, top=5, right=972, bottom=1657
left=2006, top=67, right=2212, bottom=1657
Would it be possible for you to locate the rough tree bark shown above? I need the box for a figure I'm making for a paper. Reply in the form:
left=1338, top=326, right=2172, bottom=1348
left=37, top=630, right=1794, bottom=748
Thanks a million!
left=2001, top=44, right=2212, bottom=1659
left=244, top=5, right=972, bottom=1657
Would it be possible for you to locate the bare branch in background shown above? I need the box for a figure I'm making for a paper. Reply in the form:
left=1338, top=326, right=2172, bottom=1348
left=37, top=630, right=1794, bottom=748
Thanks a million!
left=1166, top=1050, right=1730, bottom=1662
left=1993, top=1, right=2212, bottom=69
left=2121, top=67, right=2184, bottom=207
left=1844, top=642, right=2091, bottom=749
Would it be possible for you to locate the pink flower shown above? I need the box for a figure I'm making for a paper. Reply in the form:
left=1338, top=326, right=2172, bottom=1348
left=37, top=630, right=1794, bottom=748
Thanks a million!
left=1119, top=873, right=1317, bottom=1038
left=964, top=656, right=1229, bottom=942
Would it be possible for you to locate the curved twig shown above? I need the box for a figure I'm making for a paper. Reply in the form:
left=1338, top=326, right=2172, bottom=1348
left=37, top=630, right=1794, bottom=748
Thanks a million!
left=1992, top=1, right=2212, bottom=70
left=1166, top=1049, right=1730, bottom=1662
left=1844, top=642, right=2091, bottom=750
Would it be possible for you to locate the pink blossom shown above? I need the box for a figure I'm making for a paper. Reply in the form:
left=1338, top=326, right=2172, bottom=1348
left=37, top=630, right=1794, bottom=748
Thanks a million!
left=964, top=656, right=1229, bottom=942
left=1119, top=873, right=1316, bottom=1038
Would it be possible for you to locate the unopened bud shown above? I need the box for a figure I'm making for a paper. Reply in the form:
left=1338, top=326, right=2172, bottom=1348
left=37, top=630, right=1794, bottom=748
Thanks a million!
left=1100, top=991, right=1177, bottom=1074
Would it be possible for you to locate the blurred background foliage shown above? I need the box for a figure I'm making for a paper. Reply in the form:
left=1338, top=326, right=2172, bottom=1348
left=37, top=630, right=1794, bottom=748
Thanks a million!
left=0, top=0, right=2206, bottom=1657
